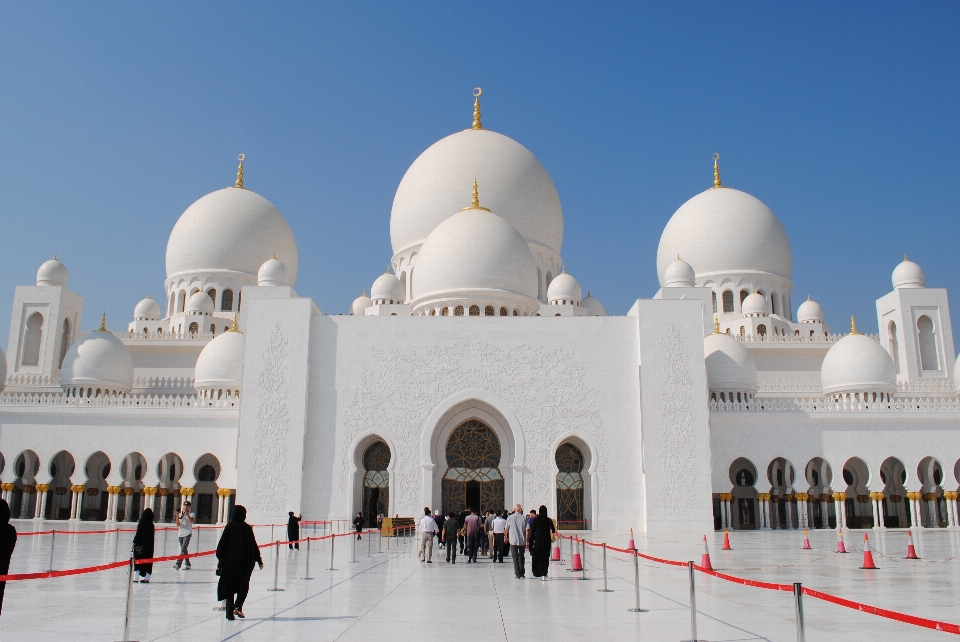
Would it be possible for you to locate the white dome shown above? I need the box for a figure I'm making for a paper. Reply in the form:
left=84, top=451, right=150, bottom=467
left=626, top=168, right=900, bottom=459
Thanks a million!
left=258, top=257, right=289, bottom=286
left=547, top=270, right=581, bottom=303
left=581, top=291, right=606, bottom=316
left=371, top=272, right=405, bottom=303
left=742, top=292, right=769, bottom=316
left=351, top=292, right=372, bottom=316
left=892, top=257, right=924, bottom=289
left=704, top=332, right=758, bottom=395
left=134, top=295, right=161, bottom=320
left=657, top=187, right=792, bottom=286
left=821, top=330, right=897, bottom=397
left=411, top=207, right=539, bottom=314
left=663, top=257, right=696, bottom=287
left=391, top=129, right=563, bottom=257
left=186, top=291, right=215, bottom=314
left=194, top=329, right=245, bottom=392
left=37, top=257, right=68, bottom=287
left=60, top=328, right=134, bottom=394
left=166, top=187, right=298, bottom=285
left=797, top=296, right=824, bottom=323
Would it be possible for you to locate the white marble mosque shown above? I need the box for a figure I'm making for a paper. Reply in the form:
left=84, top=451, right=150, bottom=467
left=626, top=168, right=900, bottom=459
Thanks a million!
left=0, top=91, right=958, bottom=535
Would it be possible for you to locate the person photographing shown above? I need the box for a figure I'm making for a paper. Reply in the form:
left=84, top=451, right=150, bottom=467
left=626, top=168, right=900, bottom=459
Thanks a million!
left=173, top=500, right=195, bottom=570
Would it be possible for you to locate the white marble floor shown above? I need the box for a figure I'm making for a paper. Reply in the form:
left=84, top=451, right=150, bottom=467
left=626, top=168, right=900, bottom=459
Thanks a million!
left=1, top=522, right=958, bottom=641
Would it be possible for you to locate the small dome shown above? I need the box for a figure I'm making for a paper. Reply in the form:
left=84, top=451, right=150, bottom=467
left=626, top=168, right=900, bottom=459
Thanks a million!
left=821, top=324, right=897, bottom=397
left=186, top=291, right=215, bottom=314
left=258, top=257, right=289, bottom=286
left=194, top=329, right=245, bottom=393
left=663, top=256, right=696, bottom=287
left=797, top=296, right=824, bottom=323
left=704, top=332, right=758, bottom=396
left=134, top=295, right=161, bottom=320
left=371, top=272, right=405, bottom=304
left=351, top=292, right=372, bottom=316
left=581, top=290, right=606, bottom=316
left=892, top=257, right=924, bottom=289
left=37, top=257, right=68, bottom=287
left=742, top=292, right=769, bottom=316
left=60, top=327, right=134, bottom=394
left=547, top=270, right=582, bottom=303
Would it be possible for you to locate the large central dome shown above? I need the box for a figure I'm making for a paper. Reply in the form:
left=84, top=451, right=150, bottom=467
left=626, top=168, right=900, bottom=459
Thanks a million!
left=390, top=129, right=563, bottom=257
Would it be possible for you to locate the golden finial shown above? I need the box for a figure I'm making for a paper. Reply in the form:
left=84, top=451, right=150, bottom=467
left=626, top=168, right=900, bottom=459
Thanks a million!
left=587, top=289, right=591, bottom=297
left=712, top=153, right=722, bottom=188
left=562, top=266, right=567, bottom=274
left=713, top=315, right=721, bottom=334
left=472, top=88, right=482, bottom=130
left=53, top=253, right=58, bottom=260
left=386, top=265, right=392, bottom=275
left=362, top=289, right=367, bottom=297
left=850, top=315, right=860, bottom=335
left=272, top=252, right=277, bottom=260
left=460, top=179, right=491, bottom=212
left=677, top=254, right=681, bottom=261
left=235, top=154, right=245, bottom=188
left=147, top=293, right=152, bottom=299
left=97, top=312, right=107, bottom=332
left=227, top=315, right=242, bottom=333
left=903, top=254, right=908, bottom=262
left=807, top=294, right=811, bottom=301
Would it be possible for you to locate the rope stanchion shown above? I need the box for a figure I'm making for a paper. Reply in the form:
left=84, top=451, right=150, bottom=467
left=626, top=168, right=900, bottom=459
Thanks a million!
left=46, top=530, right=56, bottom=572
left=598, top=543, right=612, bottom=592
left=580, top=538, right=587, bottom=579
left=328, top=532, right=338, bottom=570
left=267, top=541, right=284, bottom=592
left=794, top=583, right=806, bottom=642
left=302, top=536, right=314, bottom=580
left=351, top=532, right=357, bottom=564
left=681, top=561, right=703, bottom=642
left=367, top=530, right=372, bottom=557
left=118, top=553, right=136, bottom=642
left=628, top=550, right=647, bottom=613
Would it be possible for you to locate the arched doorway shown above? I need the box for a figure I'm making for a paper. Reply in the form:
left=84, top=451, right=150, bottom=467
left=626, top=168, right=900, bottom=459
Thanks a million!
left=82, top=452, right=111, bottom=521
left=441, top=419, right=504, bottom=515
left=47, top=451, right=76, bottom=520
left=880, top=457, right=910, bottom=527
left=917, top=456, right=947, bottom=528
left=767, top=457, right=796, bottom=529
left=842, top=457, right=873, bottom=528
left=804, top=457, right=835, bottom=529
left=728, top=457, right=758, bottom=530
left=555, top=443, right=585, bottom=530
left=193, top=454, right=221, bottom=525
left=362, top=441, right=390, bottom=528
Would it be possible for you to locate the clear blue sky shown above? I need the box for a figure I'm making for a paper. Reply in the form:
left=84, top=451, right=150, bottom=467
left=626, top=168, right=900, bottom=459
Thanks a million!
left=1, top=2, right=958, bottom=346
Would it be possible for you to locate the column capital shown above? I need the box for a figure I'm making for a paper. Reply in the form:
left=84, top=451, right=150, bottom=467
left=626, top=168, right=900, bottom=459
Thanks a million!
left=0, top=483, right=13, bottom=492
left=906, top=491, right=922, bottom=501
left=922, top=492, right=937, bottom=501
left=757, top=492, right=770, bottom=501
left=107, top=486, right=122, bottom=495
left=35, top=484, right=50, bottom=493
left=832, top=492, right=846, bottom=502
left=180, top=487, right=195, bottom=497
left=216, top=488, right=232, bottom=498
left=869, top=491, right=884, bottom=501
left=944, top=491, right=958, bottom=501
left=70, top=484, right=86, bottom=494
left=795, top=492, right=809, bottom=501
left=143, top=487, right=158, bottom=496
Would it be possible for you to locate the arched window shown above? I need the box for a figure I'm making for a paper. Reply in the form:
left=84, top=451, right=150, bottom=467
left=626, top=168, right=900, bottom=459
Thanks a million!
left=484, top=305, right=494, bottom=316
left=206, top=289, right=216, bottom=306
left=429, top=309, right=436, bottom=316
left=499, top=307, right=507, bottom=316
left=58, top=318, right=71, bottom=369
left=21, top=312, right=44, bottom=366
left=209, top=324, right=216, bottom=334
left=469, top=305, right=480, bottom=316
left=362, top=440, right=391, bottom=527
left=711, top=291, right=717, bottom=313
left=512, top=309, right=518, bottom=316
left=722, top=290, right=734, bottom=313
left=918, top=315, right=939, bottom=370
left=177, top=290, right=186, bottom=313
left=556, top=443, right=585, bottom=529
left=441, top=307, right=449, bottom=316
left=441, top=419, right=503, bottom=515
left=188, top=322, right=199, bottom=334
left=455, top=306, right=464, bottom=316
left=197, top=465, right=217, bottom=482
left=220, top=289, right=234, bottom=312
left=237, top=292, right=242, bottom=311
left=739, top=326, right=745, bottom=336
left=757, top=324, right=767, bottom=336
left=770, top=292, right=778, bottom=316
left=782, top=294, right=790, bottom=320
left=740, top=289, right=749, bottom=306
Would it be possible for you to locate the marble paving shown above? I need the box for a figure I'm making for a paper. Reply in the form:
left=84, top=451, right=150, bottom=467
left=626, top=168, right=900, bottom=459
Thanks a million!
left=1, top=521, right=958, bottom=641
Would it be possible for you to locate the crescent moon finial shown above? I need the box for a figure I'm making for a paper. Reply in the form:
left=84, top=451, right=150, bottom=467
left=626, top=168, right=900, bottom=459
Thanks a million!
left=712, top=153, right=722, bottom=188
left=235, top=154, right=245, bottom=188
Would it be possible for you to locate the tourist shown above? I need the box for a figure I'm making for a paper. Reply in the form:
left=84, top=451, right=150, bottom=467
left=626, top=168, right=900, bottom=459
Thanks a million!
left=464, top=508, right=481, bottom=563
left=418, top=507, right=438, bottom=562
left=172, top=500, right=194, bottom=570
left=456, top=508, right=468, bottom=553
left=0, top=499, right=17, bottom=616
left=354, top=511, right=364, bottom=540
left=442, top=512, right=459, bottom=563
left=434, top=511, right=445, bottom=549
left=287, top=511, right=302, bottom=550
left=530, top=505, right=556, bottom=580
left=216, top=505, right=263, bottom=621
left=504, top=503, right=526, bottom=578
left=482, top=510, right=494, bottom=556
left=132, top=507, right=155, bottom=583
left=492, top=510, right=506, bottom=562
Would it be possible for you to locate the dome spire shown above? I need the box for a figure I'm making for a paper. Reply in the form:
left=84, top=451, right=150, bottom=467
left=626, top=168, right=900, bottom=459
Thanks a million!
left=850, top=315, right=860, bottom=335
left=97, top=312, right=107, bottom=332
left=235, top=154, right=245, bottom=188
left=227, top=315, right=242, bottom=333
left=472, top=87, right=482, bottom=130
left=460, top=180, right=491, bottom=212
left=712, top=153, right=722, bottom=188
left=713, top=315, right=722, bottom=334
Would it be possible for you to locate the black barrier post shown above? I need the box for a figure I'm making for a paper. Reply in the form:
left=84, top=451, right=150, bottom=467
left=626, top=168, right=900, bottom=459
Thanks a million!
left=794, top=583, right=806, bottom=642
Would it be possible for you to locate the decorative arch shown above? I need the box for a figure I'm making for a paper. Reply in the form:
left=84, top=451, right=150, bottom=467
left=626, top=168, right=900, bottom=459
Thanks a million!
left=804, top=457, right=835, bottom=529
left=81, top=451, right=111, bottom=521
left=841, top=457, right=873, bottom=528
left=193, top=453, right=221, bottom=524
left=880, top=456, right=910, bottom=528
left=21, top=312, right=44, bottom=366
left=917, top=316, right=939, bottom=370
left=766, top=457, right=796, bottom=529
left=58, top=317, right=72, bottom=369
left=46, top=450, right=76, bottom=520
left=917, top=456, right=947, bottom=527
left=348, top=432, right=398, bottom=523
left=727, top=457, right=758, bottom=530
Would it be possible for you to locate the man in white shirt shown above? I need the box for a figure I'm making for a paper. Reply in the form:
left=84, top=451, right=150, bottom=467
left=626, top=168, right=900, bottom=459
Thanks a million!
left=492, top=510, right=507, bottom=563
left=418, top=507, right=439, bottom=563
left=173, top=499, right=195, bottom=570
left=504, top=503, right=527, bottom=578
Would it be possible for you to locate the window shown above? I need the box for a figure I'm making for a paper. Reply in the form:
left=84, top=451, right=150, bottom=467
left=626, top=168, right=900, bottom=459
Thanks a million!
left=441, top=307, right=449, bottom=316
left=469, top=305, right=480, bottom=316
left=221, top=289, right=233, bottom=311
left=207, top=289, right=216, bottom=305
left=455, top=306, right=464, bottom=316
left=499, top=307, right=507, bottom=316
left=189, top=322, right=199, bottom=334
left=740, top=290, right=749, bottom=306
left=237, top=292, right=241, bottom=311
left=918, top=316, right=939, bottom=370
left=210, top=324, right=216, bottom=334
left=21, top=312, right=43, bottom=366
left=512, top=309, right=518, bottom=316
left=722, top=291, right=734, bottom=313
left=770, top=292, right=778, bottom=315
left=757, top=324, right=767, bottom=336
left=177, top=290, right=186, bottom=313
left=197, top=465, right=217, bottom=482
left=545, top=272, right=553, bottom=291
left=58, top=318, right=71, bottom=369
left=712, top=292, right=717, bottom=313
left=429, top=309, right=436, bottom=316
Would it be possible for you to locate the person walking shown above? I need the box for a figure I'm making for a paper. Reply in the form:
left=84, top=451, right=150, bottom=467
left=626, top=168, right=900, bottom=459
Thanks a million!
left=434, top=511, right=445, bottom=550
left=504, top=504, right=526, bottom=578
left=492, top=510, right=506, bottom=562
left=483, top=510, right=494, bottom=557
left=456, top=508, right=468, bottom=554
left=353, top=511, right=364, bottom=540
left=132, top=507, right=155, bottom=583
left=530, top=505, right=556, bottom=580
left=463, top=508, right=481, bottom=563
left=287, top=511, right=302, bottom=550
left=418, top=508, right=439, bottom=563
left=216, top=505, right=263, bottom=620
left=0, top=499, right=18, bottom=616
left=172, top=499, right=194, bottom=570
left=442, top=512, right=459, bottom=563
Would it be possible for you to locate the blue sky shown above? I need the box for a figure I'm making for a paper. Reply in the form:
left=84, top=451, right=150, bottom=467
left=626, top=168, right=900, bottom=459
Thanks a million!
left=1, top=2, right=958, bottom=346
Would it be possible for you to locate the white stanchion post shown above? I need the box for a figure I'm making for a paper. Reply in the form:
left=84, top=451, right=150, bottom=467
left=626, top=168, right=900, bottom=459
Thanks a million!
left=114, top=528, right=121, bottom=563
left=628, top=550, right=648, bottom=612
left=581, top=539, right=587, bottom=579
left=681, top=561, right=701, bottom=642
left=119, top=553, right=136, bottom=641
left=302, top=536, right=314, bottom=580
left=46, top=530, right=56, bottom=572
left=328, top=535, right=338, bottom=570
left=268, top=541, right=284, bottom=591
left=368, top=530, right=372, bottom=557
left=270, top=524, right=275, bottom=543
left=794, top=583, right=806, bottom=642
left=598, top=543, right=612, bottom=592
left=351, top=533, right=357, bottom=563
left=163, top=527, right=168, bottom=557
left=196, top=526, right=200, bottom=554
left=379, top=529, right=383, bottom=554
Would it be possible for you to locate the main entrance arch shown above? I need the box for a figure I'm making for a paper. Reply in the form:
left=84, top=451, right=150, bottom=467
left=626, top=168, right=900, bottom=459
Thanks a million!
left=441, top=419, right=504, bottom=515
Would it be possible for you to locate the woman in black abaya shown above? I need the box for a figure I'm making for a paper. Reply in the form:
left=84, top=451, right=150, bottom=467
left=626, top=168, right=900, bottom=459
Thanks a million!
left=530, top=504, right=556, bottom=580
left=216, top=505, right=263, bottom=620
left=132, top=508, right=155, bottom=583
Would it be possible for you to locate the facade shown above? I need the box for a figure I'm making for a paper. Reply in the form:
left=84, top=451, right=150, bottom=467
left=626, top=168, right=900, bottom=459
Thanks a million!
left=1, top=94, right=958, bottom=534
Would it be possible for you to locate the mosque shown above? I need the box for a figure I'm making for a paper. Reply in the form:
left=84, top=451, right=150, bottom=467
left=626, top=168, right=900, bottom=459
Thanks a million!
left=0, top=90, right=958, bottom=535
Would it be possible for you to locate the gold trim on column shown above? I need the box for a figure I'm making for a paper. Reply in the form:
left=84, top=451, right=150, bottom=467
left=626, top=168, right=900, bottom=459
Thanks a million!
left=795, top=492, right=809, bottom=501
left=944, top=491, right=958, bottom=501
left=35, top=484, right=50, bottom=493
left=832, top=492, right=846, bottom=502
left=107, top=486, right=122, bottom=495
left=869, top=491, right=884, bottom=501
left=143, top=487, right=158, bottom=496
left=180, top=487, right=195, bottom=497
left=906, top=491, right=921, bottom=501
left=71, top=484, right=86, bottom=494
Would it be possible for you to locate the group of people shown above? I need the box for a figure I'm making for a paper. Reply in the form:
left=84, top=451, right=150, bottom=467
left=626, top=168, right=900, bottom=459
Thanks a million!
left=416, top=503, right=557, bottom=580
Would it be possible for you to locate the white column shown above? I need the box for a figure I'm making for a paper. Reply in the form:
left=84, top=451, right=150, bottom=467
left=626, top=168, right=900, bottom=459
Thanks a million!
left=20, top=487, right=35, bottom=519
left=926, top=494, right=940, bottom=527
left=797, top=495, right=808, bottom=529
left=907, top=492, right=922, bottom=528
left=870, top=492, right=883, bottom=529
left=35, top=485, right=50, bottom=519
left=947, top=492, right=959, bottom=527
left=124, top=490, right=137, bottom=522
left=833, top=493, right=845, bottom=530
left=785, top=497, right=794, bottom=530
left=107, top=487, right=121, bottom=522
left=719, top=496, right=729, bottom=529
left=70, top=486, right=83, bottom=520
left=758, top=494, right=769, bottom=529
left=158, top=491, right=170, bottom=522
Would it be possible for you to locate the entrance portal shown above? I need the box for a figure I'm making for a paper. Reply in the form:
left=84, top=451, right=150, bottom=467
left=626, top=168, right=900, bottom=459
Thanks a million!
left=362, top=441, right=390, bottom=528
left=441, top=419, right=504, bottom=515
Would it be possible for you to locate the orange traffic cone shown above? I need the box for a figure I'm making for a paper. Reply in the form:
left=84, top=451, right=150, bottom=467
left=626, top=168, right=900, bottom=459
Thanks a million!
left=905, top=530, right=920, bottom=560
left=551, top=538, right=561, bottom=561
left=722, top=528, right=732, bottom=550
left=859, top=533, right=878, bottom=569
left=802, top=529, right=812, bottom=550
left=700, top=535, right=713, bottom=570
left=570, top=537, right=584, bottom=571
left=628, top=528, right=636, bottom=551
left=836, top=528, right=847, bottom=553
